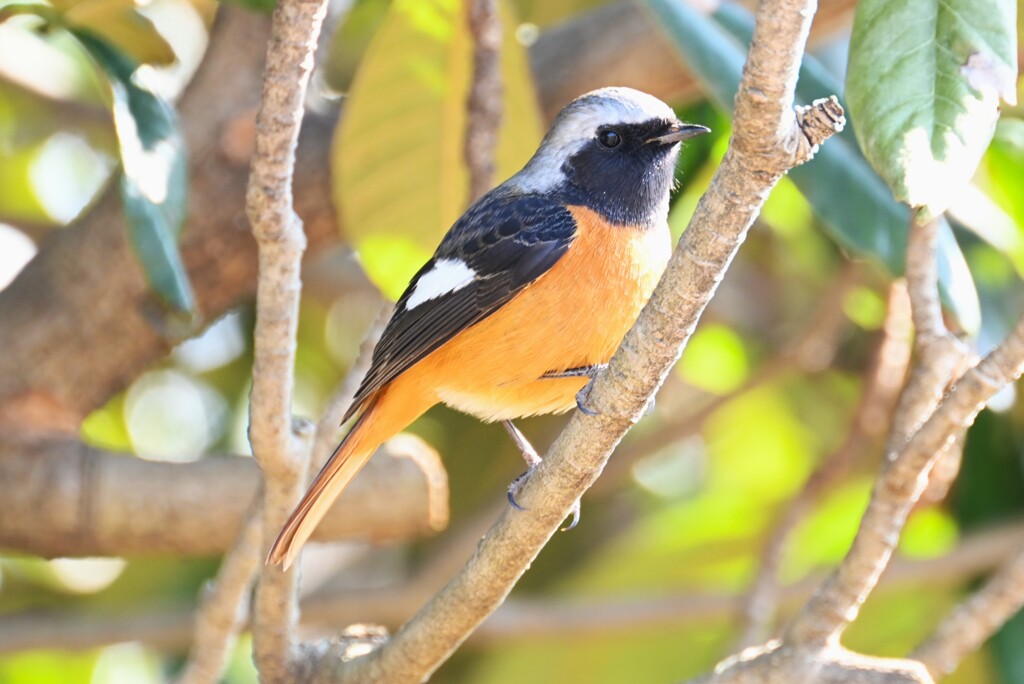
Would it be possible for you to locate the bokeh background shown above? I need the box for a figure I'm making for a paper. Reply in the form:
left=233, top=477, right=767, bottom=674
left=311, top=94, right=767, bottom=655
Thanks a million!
left=1, top=0, right=1024, bottom=682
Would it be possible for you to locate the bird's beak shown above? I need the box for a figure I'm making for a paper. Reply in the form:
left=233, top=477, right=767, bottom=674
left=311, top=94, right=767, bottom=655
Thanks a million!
left=646, top=122, right=711, bottom=146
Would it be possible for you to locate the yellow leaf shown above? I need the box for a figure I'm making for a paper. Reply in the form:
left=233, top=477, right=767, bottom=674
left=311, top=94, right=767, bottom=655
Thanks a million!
left=61, top=0, right=176, bottom=66
left=333, top=0, right=543, bottom=300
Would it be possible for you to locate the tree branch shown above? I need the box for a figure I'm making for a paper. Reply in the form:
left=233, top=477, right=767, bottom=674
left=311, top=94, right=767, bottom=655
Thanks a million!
left=786, top=314, right=1024, bottom=649
left=912, top=544, right=1024, bottom=679
left=244, top=0, right=330, bottom=677
left=174, top=506, right=262, bottom=684
left=0, top=435, right=444, bottom=557
left=0, top=6, right=340, bottom=431
left=464, top=0, right=502, bottom=204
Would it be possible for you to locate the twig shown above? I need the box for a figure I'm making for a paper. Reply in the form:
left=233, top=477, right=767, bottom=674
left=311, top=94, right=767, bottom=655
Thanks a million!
left=245, top=0, right=330, bottom=678
left=464, top=0, right=502, bottom=204
left=174, top=301, right=396, bottom=684
left=734, top=281, right=912, bottom=648
left=781, top=216, right=975, bottom=651
left=787, top=313, right=1024, bottom=649
left=913, top=545, right=1024, bottom=679
left=304, top=0, right=843, bottom=678
left=175, top=506, right=262, bottom=684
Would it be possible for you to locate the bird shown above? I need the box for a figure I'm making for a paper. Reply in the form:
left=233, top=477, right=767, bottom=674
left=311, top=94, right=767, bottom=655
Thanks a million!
left=268, top=87, right=709, bottom=569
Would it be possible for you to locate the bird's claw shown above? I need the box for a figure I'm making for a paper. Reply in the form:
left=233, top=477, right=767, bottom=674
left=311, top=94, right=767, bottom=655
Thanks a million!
left=561, top=501, right=581, bottom=531
left=507, top=467, right=583, bottom=531
left=576, top=381, right=599, bottom=416
left=507, top=465, right=535, bottom=511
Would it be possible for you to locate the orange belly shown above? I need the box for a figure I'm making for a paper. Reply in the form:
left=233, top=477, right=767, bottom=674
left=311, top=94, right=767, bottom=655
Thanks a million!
left=387, top=205, right=670, bottom=422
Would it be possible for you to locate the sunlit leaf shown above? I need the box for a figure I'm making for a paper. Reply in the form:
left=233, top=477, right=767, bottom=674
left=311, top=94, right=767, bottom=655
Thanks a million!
left=58, top=0, right=176, bottom=65
left=846, top=0, right=1017, bottom=219
left=644, top=0, right=981, bottom=335
left=334, top=0, right=544, bottom=299
left=71, top=29, right=193, bottom=316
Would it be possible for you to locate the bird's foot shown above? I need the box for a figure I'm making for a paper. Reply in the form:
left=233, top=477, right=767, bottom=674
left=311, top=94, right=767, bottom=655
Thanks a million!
left=506, top=465, right=581, bottom=531
left=507, top=464, right=535, bottom=511
left=576, top=381, right=598, bottom=416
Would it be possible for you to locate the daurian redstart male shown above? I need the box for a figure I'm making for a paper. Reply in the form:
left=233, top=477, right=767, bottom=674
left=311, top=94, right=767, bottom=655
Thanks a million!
left=269, top=87, right=709, bottom=568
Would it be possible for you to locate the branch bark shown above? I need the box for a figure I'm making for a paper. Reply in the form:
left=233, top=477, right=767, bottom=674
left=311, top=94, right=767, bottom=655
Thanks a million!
left=913, top=545, right=1024, bottom=679
left=0, top=435, right=444, bottom=557
left=464, top=0, right=502, bottom=204
left=243, top=0, right=330, bottom=677
left=0, top=6, right=340, bottom=432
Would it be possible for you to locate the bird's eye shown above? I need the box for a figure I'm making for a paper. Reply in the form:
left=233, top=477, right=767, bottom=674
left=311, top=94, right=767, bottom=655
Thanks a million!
left=598, top=129, right=621, bottom=149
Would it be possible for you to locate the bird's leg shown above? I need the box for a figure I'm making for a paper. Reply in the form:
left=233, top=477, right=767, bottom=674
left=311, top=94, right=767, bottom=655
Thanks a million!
left=502, top=419, right=581, bottom=531
left=542, top=363, right=608, bottom=416
left=502, top=419, right=541, bottom=470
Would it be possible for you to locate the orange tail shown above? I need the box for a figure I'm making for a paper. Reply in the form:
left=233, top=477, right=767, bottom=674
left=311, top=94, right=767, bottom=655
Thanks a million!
left=268, top=385, right=433, bottom=569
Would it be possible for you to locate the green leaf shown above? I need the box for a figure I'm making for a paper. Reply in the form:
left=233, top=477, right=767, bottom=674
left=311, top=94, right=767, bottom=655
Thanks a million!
left=58, top=0, right=176, bottom=65
left=71, top=29, right=194, bottom=316
left=333, top=0, right=544, bottom=299
left=846, top=0, right=1017, bottom=219
left=644, top=0, right=981, bottom=335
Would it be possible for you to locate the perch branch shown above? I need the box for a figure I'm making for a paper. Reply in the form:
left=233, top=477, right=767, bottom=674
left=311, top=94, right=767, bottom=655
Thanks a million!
left=304, top=0, right=843, bottom=679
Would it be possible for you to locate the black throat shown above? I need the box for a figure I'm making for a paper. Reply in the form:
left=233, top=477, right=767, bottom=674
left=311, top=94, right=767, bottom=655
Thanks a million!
left=555, top=120, right=680, bottom=227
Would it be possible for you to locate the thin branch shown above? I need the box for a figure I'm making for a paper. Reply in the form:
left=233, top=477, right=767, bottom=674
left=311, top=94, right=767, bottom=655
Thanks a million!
left=913, top=545, right=1024, bottom=679
left=787, top=312, right=1024, bottom=649
left=175, top=506, right=262, bottom=684
left=464, top=0, right=503, bottom=204
left=174, top=299, right=398, bottom=684
left=303, top=0, right=843, bottom=679
left=245, top=0, right=330, bottom=678
left=885, top=217, right=969, bottom=465
left=734, top=281, right=912, bottom=648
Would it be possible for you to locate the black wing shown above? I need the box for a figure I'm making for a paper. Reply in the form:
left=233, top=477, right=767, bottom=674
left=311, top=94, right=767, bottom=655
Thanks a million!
left=342, top=192, right=578, bottom=423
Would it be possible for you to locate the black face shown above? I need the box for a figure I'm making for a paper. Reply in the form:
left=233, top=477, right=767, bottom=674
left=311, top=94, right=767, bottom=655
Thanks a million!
left=558, top=118, right=682, bottom=227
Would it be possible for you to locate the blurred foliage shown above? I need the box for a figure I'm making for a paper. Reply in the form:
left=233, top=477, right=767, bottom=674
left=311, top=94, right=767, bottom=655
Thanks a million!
left=0, top=0, right=195, bottom=315
left=332, top=0, right=543, bottom=298
left=0, top=0, right=1023, bottom=683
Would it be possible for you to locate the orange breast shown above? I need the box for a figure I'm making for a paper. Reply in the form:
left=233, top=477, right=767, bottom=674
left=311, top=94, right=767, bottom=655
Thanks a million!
left=391, top=205, right=671, bottom=422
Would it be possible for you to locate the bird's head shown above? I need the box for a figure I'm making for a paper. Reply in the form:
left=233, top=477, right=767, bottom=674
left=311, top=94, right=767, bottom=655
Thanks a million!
left=510, top=87, right=709, bottom=227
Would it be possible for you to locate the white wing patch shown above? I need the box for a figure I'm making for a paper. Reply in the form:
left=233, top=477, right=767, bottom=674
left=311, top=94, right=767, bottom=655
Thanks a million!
left=406, top=258, right=476, bottom=309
